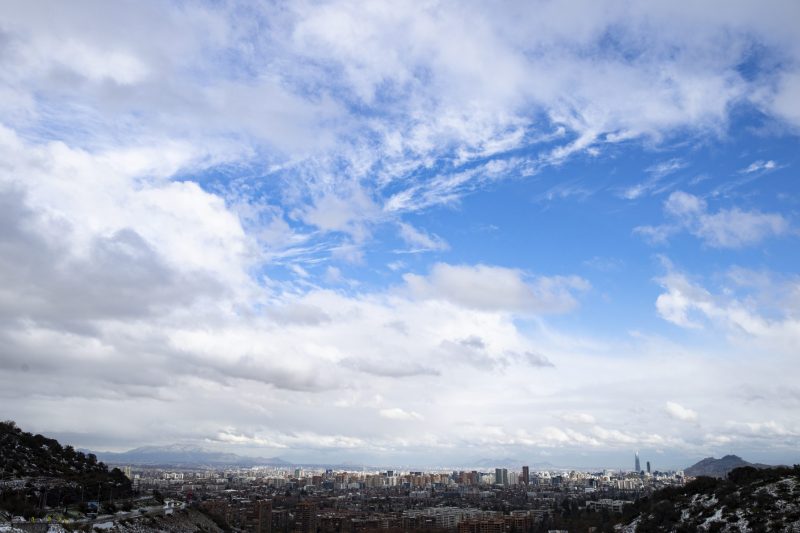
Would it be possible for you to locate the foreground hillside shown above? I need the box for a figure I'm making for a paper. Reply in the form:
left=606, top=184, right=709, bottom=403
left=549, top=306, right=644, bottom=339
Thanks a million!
left=107, top=508, right=223, bottom=533
left=1, top=421, right=107, bottom=480
left=0, top=421, right=131, bottom=518
left=623, top=465, right=800, bottom=532
left=0, top=508, right=222, bottom=533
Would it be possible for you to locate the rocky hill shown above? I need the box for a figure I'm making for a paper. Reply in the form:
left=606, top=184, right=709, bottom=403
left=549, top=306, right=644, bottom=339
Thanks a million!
left=1, top=421, right=107, bottom=480
left=621, top=465, right=800, bottom=532
left=0, top=421, right=131, bottom=518
left=99, top=508, right=222, bottom=533
left=0, top=508, right=222, bottom=533
left=685, top=455, right=772, bottom=479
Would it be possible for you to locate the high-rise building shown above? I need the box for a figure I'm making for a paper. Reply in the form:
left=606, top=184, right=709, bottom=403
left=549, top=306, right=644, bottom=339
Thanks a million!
left=294, top=501, right=316, bottom=533
left=634, top=451, right=641, bottom=473
left=646, top=461, right=651, bottom=474
left=271, top=509, right=290, bottom=533
left=522, top=465, right=529, bottom=485
left=494, top=468, right=508, bottom=486
left=256, top=499, right=272, bottom=533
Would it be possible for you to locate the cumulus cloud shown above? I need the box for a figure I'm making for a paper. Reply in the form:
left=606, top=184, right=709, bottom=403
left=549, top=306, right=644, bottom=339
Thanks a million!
left=754, top=66, right=800, bottom=132
left=404, top=263, right=589, bottom=313
left=694, top=209, right=788, bottom=248
left=636, top=191, right=789, bottom=248
left=0, top=187, right=224, bottom=328
left=655, top=269, right=716, bottom=328
left=665, top=401, right=699, bottom=422
left=654, top=262, right=800, bottom=353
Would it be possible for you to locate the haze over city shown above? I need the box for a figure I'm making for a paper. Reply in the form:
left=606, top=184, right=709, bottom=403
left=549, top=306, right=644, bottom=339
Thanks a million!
left=1, top=0, right=799, bottom=471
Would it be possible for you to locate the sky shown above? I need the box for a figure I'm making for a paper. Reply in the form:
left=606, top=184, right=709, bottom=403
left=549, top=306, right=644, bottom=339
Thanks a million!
left=0, top=0, right=799, bottom=470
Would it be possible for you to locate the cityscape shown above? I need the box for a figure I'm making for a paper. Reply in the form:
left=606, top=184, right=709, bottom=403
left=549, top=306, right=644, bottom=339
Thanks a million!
left=120, top=453, right=682, bottom=532
left=2, top=0, right=800, bottom=531
left=3, top=419, right=798, bottom=531
left=4, top=418, right=702, bottom=532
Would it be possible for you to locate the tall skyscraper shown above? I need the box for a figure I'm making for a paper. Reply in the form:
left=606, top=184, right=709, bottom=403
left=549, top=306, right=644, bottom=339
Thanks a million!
left=256, top=499, right=272, bottom=533
left=522, top=465, right=529, bottom=485
left=634, top=451, right=641, bottom=473
left=294, top=501, right=316, bottom=533
left=646, top=461, right=651, bottom=474
left=494, top=468, right=508, bottom=486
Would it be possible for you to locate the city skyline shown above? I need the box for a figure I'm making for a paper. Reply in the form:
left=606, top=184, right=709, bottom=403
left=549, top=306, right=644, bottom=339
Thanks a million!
left=1, top=1, right=799, bottom=469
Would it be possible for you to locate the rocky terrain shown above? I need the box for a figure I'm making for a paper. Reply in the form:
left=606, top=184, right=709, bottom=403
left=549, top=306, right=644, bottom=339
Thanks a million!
left=622, top=465, right=800, bottom=532
left=93, top=508, right=222, bottom=533
left=0, top=421, right=131, bottom=519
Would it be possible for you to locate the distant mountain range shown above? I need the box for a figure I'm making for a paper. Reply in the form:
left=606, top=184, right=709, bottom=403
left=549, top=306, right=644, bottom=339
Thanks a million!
left=685, top=454, right=773, bottom=478
left=84, top=444, right=290, bottom=467
left=56, top=444, right=784, bottom=474
left=470, top=457, right=557, bottom=469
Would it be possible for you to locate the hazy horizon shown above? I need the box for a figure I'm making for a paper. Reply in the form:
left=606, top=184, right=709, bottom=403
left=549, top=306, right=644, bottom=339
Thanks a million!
left=60, top=437, right=792, bottom=473
left=1, top=1, right=799, bottom=470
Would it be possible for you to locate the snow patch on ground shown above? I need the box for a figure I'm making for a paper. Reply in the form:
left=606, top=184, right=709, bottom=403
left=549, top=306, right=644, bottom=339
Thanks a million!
left=700, top=507, right=723, bottom=529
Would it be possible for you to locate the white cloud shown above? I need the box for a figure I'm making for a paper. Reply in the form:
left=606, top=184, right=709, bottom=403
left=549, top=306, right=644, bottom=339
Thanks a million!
left=740, top=160, right=777, bottom=174
left=620, top=159, right=687, bottom=200
left=725, top=420, right=798, bottom=440
left=655, top=271, right=713, bottom=328
left=379, top=408, right=424, bottom=421
left=324, top=266, right=344, bottom=284
left=757, top=70, right=800, bottom=131
left=403, top=263, right=589, bottom=313
left=560, top=413, right=596, bottom=425
left=396, top=222, right=449, bottom=252
left=1, top=0, right=797, bottom=234
left=648, top=159, right=689, bottom=180
left=654, top=263, right=800, bottom=354
left=298, top=188, right=380, bottom=241
left=665, top=401, right=698, bottom=422
left=636, top=191, right=789, bottom=248
left=633, top=224, right=678, bottom=245
left=695, top=208, right=788, bottom=248
left=664, top=191, right=706, bottom=217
